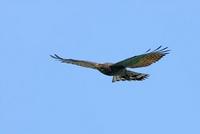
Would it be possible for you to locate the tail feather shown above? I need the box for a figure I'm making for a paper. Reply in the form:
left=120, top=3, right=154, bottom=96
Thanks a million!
left=112, top=70, right=149, bottom=82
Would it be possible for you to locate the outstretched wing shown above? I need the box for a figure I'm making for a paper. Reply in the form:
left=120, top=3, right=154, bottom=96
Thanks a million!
left=112, top=46, right=170, bottom=68
left=50, top=54, right=99, bottom=69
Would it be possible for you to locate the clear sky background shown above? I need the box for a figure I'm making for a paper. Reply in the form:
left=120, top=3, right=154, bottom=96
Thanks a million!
left=0, top=0, right=200, bottom=134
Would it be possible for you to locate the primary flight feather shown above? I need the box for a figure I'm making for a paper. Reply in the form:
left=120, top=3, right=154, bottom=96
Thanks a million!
left=50, top=46, right=170, bottom=82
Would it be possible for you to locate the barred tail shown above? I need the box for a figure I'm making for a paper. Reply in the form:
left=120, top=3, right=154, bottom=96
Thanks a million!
left=112, top=70, right=149, bottom=82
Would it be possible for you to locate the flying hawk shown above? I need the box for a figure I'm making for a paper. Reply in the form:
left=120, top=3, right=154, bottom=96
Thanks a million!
left=50, top=46, right=170, bottom=82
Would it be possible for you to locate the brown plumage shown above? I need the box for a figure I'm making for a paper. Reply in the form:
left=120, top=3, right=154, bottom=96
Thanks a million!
left=50, top=46, right=170, bottom=82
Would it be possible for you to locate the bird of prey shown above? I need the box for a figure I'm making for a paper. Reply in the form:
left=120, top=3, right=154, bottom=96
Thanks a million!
left=50, top=46, right=170, bottom=82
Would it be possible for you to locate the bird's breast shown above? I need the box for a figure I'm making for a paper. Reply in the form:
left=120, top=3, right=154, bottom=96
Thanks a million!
left=98, top=66, right=121, bottom=76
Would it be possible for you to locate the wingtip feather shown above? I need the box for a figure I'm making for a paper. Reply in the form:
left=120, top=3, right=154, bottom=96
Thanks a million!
left=50, top=54, right=65, bottom=62
left=152, top=46, right=171, bottom=55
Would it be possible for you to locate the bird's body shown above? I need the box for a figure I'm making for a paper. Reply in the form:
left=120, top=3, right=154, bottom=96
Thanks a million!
left=51, top=46, right=170, bottom=82
left=96, top=64, right=149, bottom=82
left=97, top=63, right=120, bottom=76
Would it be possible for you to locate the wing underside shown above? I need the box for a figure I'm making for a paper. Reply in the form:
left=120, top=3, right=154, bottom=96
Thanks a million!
left=112, top=46, right=170, bottom=68
left=50, top=54, right=99, bottom=69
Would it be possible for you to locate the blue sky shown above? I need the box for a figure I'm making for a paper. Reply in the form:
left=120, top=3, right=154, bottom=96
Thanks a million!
left=0, top=0, right=200, bottom=134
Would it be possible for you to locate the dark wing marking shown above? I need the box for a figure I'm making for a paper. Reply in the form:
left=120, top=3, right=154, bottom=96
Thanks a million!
left=50, top=54, right=99, bottom=69
left=112, top=46, right=170, bottom=68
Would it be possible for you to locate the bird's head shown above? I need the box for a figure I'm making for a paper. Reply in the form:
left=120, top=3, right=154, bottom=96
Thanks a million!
left=96, top=64, right=113, bottom=75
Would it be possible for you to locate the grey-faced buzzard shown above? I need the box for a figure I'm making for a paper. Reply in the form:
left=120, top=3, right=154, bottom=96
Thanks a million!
left=50, top=46, right=170, bottom=82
